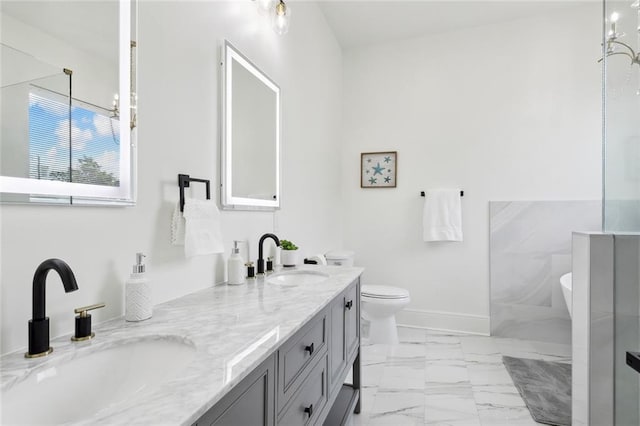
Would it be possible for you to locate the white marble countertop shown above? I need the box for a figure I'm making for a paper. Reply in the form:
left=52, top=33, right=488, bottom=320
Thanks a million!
left=0, top=265, right=363, bottom=425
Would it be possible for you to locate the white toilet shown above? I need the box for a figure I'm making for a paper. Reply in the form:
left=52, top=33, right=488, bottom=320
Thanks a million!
left=325, top=250, right=411, bottom=345
left=361, top=285, right=410, bottom=344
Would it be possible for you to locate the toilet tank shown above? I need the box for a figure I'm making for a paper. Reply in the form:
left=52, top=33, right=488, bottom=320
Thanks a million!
left=325, top=250, right=355, bottom=267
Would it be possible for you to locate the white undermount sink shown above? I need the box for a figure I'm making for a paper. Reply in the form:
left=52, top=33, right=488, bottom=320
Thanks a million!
left=1, top=336, right=196, bottom=425
left=267, top=270, right=330, bottom=287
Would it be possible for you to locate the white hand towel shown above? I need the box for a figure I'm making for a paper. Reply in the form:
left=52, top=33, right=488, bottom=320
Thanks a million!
left=170, top=202, right=186, bottom=246
left=423, top=189, right=463, bottom=242
left=182, top=198, right=225, bottom=257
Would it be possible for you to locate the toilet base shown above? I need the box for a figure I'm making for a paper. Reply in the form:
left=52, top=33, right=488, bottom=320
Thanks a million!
left=361, top=287, right=410, bottom=346
left=368, top=315, right=399, bottom=345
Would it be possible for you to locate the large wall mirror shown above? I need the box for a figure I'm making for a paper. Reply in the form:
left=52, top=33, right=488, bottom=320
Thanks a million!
left=0, top=0, right=136, bottom=205
left=221, top=41, right=280, bottom=211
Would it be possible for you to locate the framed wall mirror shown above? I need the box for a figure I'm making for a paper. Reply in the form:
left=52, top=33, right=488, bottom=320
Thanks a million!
left=0, top=0, right=136, bottom=206
left=221, top=40, right=280, bottom=211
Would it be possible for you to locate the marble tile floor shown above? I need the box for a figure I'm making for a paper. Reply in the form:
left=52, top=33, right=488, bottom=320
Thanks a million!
left=351, top=327, right=571, bottom=426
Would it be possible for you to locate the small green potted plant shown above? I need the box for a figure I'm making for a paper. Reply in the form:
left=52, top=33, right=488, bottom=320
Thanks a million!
left=280, top=239, right=299, bottom=267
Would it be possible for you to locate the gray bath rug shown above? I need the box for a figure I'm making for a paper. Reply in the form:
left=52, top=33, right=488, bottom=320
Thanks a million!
left=502, top=356, right=571, bottom=426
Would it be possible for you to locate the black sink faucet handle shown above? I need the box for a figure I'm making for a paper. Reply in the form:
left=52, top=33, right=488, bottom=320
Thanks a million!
left=71, top=303, right=106, bottom=341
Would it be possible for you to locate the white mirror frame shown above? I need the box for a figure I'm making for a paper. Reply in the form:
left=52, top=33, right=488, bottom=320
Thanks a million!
left=221, top=40, right=280, bottom=211
left=0, top=0, right=135, bottom=204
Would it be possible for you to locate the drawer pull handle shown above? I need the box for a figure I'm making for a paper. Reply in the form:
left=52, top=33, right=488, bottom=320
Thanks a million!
left=304, top=404, right=314, bottom=417
left=305, top=342, right=314, bottom=355
left=345, top=300, right=353, bottom=310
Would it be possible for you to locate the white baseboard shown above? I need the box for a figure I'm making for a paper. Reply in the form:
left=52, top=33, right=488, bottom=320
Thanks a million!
left=396, top=308, right=490, bottom=336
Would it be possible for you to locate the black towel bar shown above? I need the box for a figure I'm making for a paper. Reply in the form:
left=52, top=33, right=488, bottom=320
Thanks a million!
left=178, top=174, right=211, bottom=212
left=421, top=190, right=464, bottom=197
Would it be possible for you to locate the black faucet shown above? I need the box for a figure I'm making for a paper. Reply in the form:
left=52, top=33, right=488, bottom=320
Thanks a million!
left=257, top=233, right=280, bottom=274
left=26, top=259, right=79, bottom=358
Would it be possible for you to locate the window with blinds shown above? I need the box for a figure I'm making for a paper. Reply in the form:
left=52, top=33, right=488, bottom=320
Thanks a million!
left=28, top=89, right=120, bottom=187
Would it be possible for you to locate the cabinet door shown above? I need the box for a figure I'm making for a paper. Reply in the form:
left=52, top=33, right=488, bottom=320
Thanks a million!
left=329, top=293, right=346, bottom=390
left=344, top=281, right=360, bottom=361
left=194, top=355, right=275, bottom=426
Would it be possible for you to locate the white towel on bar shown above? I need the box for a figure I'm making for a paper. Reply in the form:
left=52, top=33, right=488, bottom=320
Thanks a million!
left=182, top=198, right=224, bottom=257
left=170, top=202, right=186, bottom=246
left=422, top=189, right=463, bottom=242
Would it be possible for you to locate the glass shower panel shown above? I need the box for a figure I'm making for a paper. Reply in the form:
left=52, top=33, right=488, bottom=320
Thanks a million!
left=603, top=0, right=640, bottom=232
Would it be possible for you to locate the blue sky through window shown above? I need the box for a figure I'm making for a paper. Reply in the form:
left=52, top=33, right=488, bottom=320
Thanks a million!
left=28, top=91, right=120, bottom=186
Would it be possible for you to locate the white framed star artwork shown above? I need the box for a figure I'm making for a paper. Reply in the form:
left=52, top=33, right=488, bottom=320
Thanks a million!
left=361, top=151, right=397, bottom=188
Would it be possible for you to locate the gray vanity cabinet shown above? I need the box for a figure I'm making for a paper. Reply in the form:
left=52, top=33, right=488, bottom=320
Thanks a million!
left=278, top=355, right=329, bottom=425
left=193, top=277, right=360, bottom=426
left=193, top=354, right=276, bottom=426
left=329, top=282, right=360, bottom=393
left=329, top=292, right=347, bottom=390
left=277, top=311, right=327, bottom=413
left=344, top=284, right=360, bottom=371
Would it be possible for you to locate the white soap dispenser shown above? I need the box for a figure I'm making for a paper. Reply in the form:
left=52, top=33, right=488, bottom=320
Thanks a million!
left=125, top=252, right=152, bottom=321
left=227, top=241, right=245, bottom=285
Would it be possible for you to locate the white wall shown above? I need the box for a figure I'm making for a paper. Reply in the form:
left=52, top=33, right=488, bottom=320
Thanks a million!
left=341, top=4, right=602, bottom=333
left=0, top=1, right=343, bottom=355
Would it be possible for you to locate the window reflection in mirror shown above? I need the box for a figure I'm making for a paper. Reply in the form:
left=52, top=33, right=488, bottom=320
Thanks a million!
left=0, top=0, right=135, bottom=205
left=222, top=41, right=280, bottom=210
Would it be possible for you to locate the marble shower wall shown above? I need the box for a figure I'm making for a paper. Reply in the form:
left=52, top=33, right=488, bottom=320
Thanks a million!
left=490, top=201, right=601, bottom=343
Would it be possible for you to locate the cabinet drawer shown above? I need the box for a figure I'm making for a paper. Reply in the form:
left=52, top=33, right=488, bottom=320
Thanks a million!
left=280, top=312, right=326, bottom=391
left=278, top=311, right=327, bottom=410
left=278, top=355, right=328, bottom=426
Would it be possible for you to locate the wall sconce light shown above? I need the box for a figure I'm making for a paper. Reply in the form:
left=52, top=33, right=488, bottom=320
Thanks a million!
left=252, top=0, right=291, bottom=35
left=601, top=2, right=640, bottom=67
left=272, top=0, right=291, bottom=35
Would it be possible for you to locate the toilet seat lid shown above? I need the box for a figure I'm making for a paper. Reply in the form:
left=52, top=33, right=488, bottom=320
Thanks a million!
left=325, top=250, right=355, bottom=260
left=361, top=285, right=409, bottom=299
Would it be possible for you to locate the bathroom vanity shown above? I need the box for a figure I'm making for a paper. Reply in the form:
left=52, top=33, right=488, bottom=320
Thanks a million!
left=195, top=276, right=361, bottom=425
left=0, top=266, right=362, bottom=425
